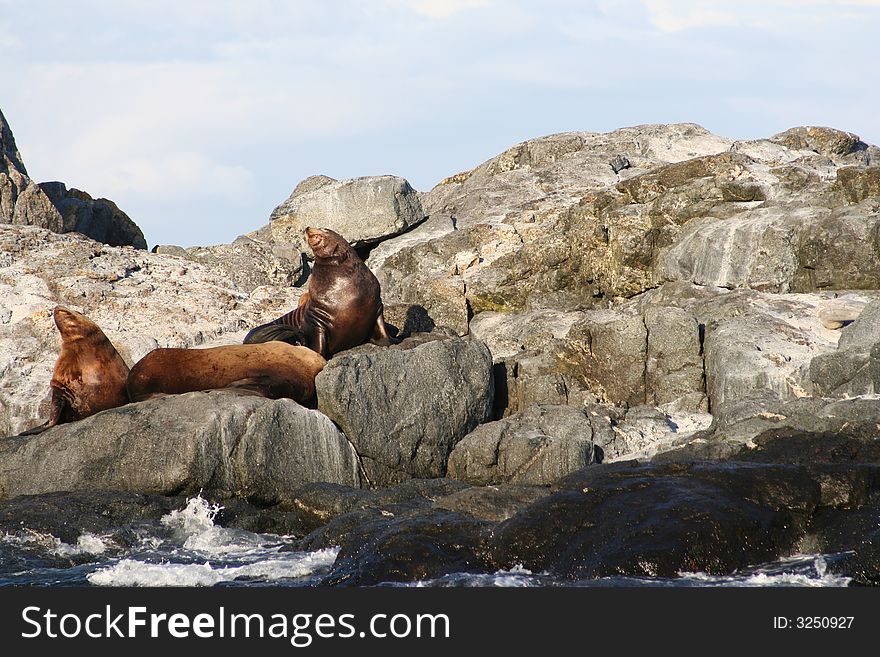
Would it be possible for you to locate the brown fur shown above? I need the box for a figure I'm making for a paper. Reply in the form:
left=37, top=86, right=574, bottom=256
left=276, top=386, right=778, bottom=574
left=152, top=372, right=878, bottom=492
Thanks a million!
left=243, top=227, right=392, bottom=357
left=21, top=306, right=130, bottom=435
left=126, top=342, right=327, bottom=407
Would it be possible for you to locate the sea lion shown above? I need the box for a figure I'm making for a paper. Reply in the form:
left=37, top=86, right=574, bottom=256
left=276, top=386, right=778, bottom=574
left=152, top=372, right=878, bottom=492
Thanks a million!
left=21, top=306, right=130, bottom=435
left=243, top=226, right=392, bottom=357
left=126, top=341, right=327, bottom=407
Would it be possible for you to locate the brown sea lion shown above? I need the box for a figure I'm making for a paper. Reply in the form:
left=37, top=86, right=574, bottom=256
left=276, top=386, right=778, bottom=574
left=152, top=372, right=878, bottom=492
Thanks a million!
left=21, top=306, right=130, bottom=435
left=243, top=226, right=392, bottom=357
left=126, top=342, right=327, bottom=407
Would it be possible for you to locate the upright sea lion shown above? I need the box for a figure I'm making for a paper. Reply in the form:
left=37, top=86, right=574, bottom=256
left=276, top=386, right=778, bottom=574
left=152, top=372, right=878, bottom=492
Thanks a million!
left=21, top=306, right=130, bottom=435
left=243, top=226, right=392, bottom=357
left=126, top=342, right=327, bottom=407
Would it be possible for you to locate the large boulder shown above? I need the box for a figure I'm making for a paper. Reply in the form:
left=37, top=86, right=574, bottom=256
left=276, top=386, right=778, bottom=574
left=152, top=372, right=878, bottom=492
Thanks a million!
left=447, top=404, right=600, bottom=486
left=315, top=335, right=494, bottom=487
left=269, top=175, right=425, bottom=252
left=0, top=391, right=362, bottom=502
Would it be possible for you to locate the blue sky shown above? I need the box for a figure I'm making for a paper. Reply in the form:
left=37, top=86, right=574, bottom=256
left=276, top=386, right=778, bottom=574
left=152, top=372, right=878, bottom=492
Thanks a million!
left=1, top=0, right=878, bottom=248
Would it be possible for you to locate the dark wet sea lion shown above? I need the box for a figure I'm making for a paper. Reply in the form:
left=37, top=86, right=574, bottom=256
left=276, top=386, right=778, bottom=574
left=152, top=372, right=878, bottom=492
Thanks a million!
left=243, top=226, right=391, bottom=357
left=21, top=306, right=130, bottom=435
left=126, top=342, right=327, bottom=407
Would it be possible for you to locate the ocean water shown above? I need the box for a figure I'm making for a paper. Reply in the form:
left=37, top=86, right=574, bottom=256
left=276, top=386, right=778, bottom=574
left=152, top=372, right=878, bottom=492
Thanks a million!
left=0, top=495, right=852, bottom=588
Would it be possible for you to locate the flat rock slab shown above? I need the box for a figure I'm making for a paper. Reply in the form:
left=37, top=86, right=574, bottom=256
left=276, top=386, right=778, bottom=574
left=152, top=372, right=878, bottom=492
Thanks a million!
left=0, top=391, right=361, bottom=502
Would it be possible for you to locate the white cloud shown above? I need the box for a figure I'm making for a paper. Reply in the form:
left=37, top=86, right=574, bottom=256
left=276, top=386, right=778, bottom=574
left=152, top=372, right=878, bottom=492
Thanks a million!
left=384, top=0, right=491, bottom=18
left=639, top=0, right=879, bottom=32
left=639, top=1, right=741, bottom=32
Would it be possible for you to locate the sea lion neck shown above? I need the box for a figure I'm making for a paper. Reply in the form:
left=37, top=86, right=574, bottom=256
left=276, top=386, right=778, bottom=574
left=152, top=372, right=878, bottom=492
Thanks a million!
left=313, top=250, right=352, bottom=268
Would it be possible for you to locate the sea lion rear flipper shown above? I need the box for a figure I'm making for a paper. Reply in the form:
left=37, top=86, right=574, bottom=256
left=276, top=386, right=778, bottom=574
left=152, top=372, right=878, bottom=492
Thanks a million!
left=370, top=309, right=393, bottom=346
left=243, top=323, right=306, bottom=346
left=224, top=376, right=276, bottom=398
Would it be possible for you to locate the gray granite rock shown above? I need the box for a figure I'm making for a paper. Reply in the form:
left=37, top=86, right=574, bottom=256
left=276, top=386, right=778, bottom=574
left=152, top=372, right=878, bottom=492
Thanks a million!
left=315, top=336, right=494, bottom=487
left=270, top=174, right=425, bottom=252
left=447, top=404, right=599, bottom=486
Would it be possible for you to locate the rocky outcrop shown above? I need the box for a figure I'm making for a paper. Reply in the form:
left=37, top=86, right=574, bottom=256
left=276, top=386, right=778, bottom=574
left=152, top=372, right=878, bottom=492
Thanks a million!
left=4, top=122, right=880, bottom=589
left=315, top=335, right=494, bottom=487
left=374, top=123, right=880, bottom=324
left=1, top=110, right=145, bottom=248
left=39, top=182, right=146, bottom=250
left=268, top=174, right=425, bottom=253
left=1, top=109, right=63, bottom=233
left=0, top=391, right=361, bottom=502
left=153, top=235, right=303, bottom=293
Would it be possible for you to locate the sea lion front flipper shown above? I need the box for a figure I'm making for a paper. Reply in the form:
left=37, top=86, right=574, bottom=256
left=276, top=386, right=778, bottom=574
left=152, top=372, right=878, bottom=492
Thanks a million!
left=18, top=421, right=51, bottom=436
left=18, top=388, right=67, bottom=436
left=243, top=323, right=306, bottom=346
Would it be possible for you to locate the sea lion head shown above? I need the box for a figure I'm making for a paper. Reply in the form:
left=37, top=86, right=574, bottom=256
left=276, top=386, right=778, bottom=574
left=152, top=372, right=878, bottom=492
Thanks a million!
left=305, top=227, right=350, bottom=259
left=53, top=306, right=102, bottom=342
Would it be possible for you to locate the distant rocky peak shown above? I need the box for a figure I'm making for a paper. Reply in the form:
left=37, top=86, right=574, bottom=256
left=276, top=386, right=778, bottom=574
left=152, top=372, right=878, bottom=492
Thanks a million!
left=0, top=107, right=146, bottom=249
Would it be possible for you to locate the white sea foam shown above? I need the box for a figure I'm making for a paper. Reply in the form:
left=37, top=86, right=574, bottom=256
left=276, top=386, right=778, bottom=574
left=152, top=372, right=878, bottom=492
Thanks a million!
left=86, top=548, right=340, bottom=587
left=0, top=530, right=111, bottom=557
left=678, top=555, right=852, bottom=587
left=404, top=565, right=546, bottom=588
left=160, top=494, right=223, bottom=536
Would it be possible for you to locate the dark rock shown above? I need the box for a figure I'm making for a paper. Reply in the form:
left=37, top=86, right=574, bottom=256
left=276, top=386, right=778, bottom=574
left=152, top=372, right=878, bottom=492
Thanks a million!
left=609, top=154, right=630, bottom=174
left=433, top=484, right=551, bottom=522
left=808, top=507, right=880, bottom=586
left=0, top=490, right=184, bottom=545
left=39, top=182, right=147, bottom=249
left=287, top=482, right=372, bottom=534
left=489, top=461, right=816, bottom=579
left=729, top=427, right=880, bottom=466
left=321, top=509, right=493, bottom=586
left=290, top=478, right=471, bottom=551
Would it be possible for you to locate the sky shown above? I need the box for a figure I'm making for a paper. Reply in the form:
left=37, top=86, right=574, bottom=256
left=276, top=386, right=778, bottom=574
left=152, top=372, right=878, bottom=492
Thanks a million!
left=1, top=0, right=878, bottom=248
